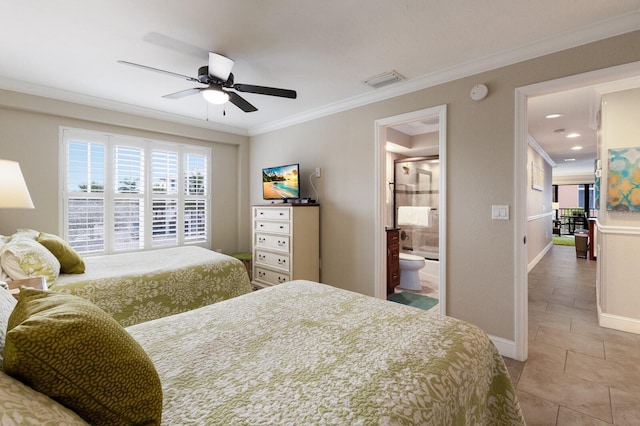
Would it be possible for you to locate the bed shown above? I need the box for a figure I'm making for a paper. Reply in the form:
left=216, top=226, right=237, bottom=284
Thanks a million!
left=1, top=281, right=524, bottom=425
left=50, top=246, right=252, bottom=326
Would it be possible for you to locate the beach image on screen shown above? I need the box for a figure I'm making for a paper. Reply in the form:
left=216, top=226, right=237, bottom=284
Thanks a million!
left=263, top=164, right=299, bottom=199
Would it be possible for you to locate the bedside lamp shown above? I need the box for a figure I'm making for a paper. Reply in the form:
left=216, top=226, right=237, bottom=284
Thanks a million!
left=0, top=159, right=35, bottom=209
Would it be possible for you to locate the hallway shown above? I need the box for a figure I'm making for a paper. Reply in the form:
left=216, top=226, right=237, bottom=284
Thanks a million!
left=505, top=245, right=640, bottom=425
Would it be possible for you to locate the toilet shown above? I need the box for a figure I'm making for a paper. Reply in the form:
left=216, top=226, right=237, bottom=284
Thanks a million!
left=398, top=253, right=426, bottom=291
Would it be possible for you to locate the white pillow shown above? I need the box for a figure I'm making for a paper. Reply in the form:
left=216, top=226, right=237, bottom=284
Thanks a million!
left=0, top=238, right=60, bottom=283
left=0, top=286, right=18, bottom=370
left=13, top=228, right=40, bottom=240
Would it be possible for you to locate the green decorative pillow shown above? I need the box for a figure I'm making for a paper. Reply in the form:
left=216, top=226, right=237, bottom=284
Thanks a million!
left=37, top=232, right=85, bottom=274
left=0, top=238, right=60, bottom=283
left=4, top=289, right=162, bottom=426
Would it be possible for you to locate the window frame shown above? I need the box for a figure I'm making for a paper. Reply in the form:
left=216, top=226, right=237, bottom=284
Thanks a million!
left=60, top=127, right=211, bottom=255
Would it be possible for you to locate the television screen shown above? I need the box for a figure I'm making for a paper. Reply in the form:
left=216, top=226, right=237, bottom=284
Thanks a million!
left=262, top=163, right=300, bottom=201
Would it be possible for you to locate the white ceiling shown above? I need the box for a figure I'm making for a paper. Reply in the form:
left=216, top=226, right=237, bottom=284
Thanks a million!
left=528, top=76, right=640, bottom=177
left=1, top=1, right=640, bottom=144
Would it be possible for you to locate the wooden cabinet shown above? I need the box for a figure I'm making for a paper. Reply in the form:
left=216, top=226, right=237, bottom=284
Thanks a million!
left=386, top=228, right=400, bottom=295
left=252, top=204, right=319, bottom=287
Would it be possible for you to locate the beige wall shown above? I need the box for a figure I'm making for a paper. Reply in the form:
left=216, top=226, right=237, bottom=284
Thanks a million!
left=0, top=90, right=251, bottom=254
left=597, top=87, right=640, bottom=328
left=250, top=30, right=640, bottom=341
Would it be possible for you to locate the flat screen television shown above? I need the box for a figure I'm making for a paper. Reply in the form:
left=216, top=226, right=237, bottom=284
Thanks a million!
left=262, top=163, right=300, bottom=202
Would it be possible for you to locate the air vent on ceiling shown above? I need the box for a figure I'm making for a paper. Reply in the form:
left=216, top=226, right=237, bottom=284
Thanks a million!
left=364, top=70, right=405, bottom=89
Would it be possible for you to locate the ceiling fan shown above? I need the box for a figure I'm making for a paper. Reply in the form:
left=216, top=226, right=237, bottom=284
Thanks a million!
left=118, top=52, right=297, bottom=113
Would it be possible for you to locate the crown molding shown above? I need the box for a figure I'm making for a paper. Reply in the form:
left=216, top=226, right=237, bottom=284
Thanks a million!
left=0, top=77, right=249, bottom=136
left=249, top=12, right=640, bottom=136
left=527, top=134, right=556, bottom=167
left=1, top=10, right=639, bottom=138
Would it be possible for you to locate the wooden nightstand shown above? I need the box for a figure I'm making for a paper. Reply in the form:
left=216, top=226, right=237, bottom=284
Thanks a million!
left=7, top=276, right=47, bottom=299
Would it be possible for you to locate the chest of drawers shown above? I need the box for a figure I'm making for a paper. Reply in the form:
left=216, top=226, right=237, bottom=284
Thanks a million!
left=252, top=204, right=319, bottom=287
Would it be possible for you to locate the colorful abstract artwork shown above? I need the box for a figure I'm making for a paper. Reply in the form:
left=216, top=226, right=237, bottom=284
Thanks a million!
left=607, top=148, right=640, bottom=211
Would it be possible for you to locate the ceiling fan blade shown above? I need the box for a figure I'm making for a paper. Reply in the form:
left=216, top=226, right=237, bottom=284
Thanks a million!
left=208, top=52, right=235, bottom=82
left=162, top=87, right=203, bottom=99
left=233, top=83, right=297, bottom=99
left=228, top=91, right=258, bottom=112
left=118, top=60, right=200, bottom=83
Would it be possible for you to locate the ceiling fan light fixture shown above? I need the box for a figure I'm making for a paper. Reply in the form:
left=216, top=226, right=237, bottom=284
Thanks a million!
left=201, top=88, right=230, bottom=104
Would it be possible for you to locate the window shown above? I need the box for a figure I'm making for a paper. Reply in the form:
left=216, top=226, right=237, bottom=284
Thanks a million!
left=62, top=128, right=210, bottom=255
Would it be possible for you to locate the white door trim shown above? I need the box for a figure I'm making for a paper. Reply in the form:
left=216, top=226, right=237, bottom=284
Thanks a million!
left=374, top=105, right=447, bottom=315
left=514, top=60, right=640, bottom=362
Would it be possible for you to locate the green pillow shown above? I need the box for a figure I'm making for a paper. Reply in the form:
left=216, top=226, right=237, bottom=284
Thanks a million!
left=4, top=289, right=162, bottom=426
left=37, top=232, right=85, bottom=274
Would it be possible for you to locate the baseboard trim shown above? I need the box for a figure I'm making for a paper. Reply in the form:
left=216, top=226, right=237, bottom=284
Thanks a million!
left=528, top=241, right=553, bottom=273
left=599, top=311, right=640, bottom=335
left=489, top=334, right=519, bottom=360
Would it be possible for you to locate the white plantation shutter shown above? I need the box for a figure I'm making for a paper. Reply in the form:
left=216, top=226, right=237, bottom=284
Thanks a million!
left=65, top=138, right=106, bottom=254
left=184, top=153, right=208, bottom=244
left=151, top=150, right=179, bottom=248
left=67, top=197, right=105, bottom=254
left=113, top=145, right=144, bottom=251
left=62, top=129, right=211, bottom=255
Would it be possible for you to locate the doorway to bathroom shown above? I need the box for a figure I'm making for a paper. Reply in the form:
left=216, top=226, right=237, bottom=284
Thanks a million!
left=374, top=105, right=447, bottom=314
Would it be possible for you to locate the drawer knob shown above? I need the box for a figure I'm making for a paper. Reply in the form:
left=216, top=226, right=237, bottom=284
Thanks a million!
left=278, top=241, right=285, bottom=246
left=278, top=259, right=286, bottom=265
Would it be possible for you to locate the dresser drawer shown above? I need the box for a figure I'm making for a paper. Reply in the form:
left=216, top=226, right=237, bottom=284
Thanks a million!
left=255, top=220, right=290, bottom=234
left=254, top=207, right=290, bottom=220
left=255, top=249, right=290, bottom=271
left=387, top=230, right=400, bottom=245
left=255, top=233, right=290, bottom=252
left=255, top=267, right=290, bottom=285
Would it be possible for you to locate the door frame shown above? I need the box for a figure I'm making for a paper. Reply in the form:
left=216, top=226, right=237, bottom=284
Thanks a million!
left=374, top=105, right=447, bottom=314
left=514, top=60, right=640, bottom=361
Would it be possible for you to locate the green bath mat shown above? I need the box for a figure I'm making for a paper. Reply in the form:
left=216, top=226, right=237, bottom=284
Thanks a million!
left=387, top=292, right=438, bottom=311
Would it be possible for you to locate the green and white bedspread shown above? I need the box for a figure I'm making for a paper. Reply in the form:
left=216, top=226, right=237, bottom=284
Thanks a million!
left=128, top=280, right=524, bottom=425
left=50, top=246, right=251, bottom=327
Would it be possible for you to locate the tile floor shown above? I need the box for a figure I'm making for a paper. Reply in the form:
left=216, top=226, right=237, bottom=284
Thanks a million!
left=392, top=267, right=440, bottom=313
left=502, top=244, right=640, bottom=425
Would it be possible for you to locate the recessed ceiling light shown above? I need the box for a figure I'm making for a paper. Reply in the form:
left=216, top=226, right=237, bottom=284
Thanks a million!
left=571, top=145, right=583, bottom=150
left=564, top=158, right=576, bottom=162
left=566, top=132, right=580, bottom=138
left=546, top=113, right=562, bottom=119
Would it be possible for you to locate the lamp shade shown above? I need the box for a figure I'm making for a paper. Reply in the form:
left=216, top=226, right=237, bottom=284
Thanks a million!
left=0, top=159, right=35, bottom=208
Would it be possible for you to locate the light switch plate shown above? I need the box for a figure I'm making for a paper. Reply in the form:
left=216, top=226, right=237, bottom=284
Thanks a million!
left=492, top=205, right=509, bottom=220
